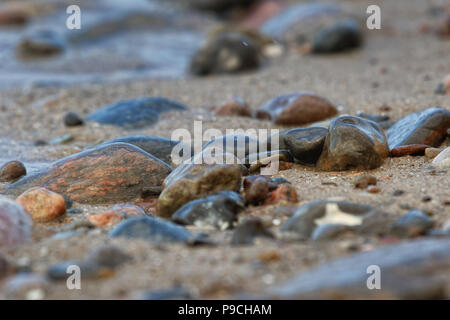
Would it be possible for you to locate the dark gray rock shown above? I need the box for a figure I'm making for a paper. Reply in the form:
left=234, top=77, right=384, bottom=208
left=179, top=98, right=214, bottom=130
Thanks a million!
left=109, top=216, right=194, bottom=244
left=311, top=224, right=353, bottom=241
left=316, top=116, right=389, bottom=171
left=64, top=112, right=84, bottom=127
left=172, top=191, right=244, bottom=230
left=87, top=97, right=188, bottom=129
left=190, top=32, right=261, bottom=75
left=265, top=238, right=450, bottom=299
left=283, top=127, right=328, bottom=165
left=386, top=107, right=450, bottom=150
left=312, top=19, right=362, bottom=53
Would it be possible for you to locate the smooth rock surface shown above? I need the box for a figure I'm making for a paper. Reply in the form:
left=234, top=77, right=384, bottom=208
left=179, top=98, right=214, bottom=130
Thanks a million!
left=316, top=116, right=389, bottom=171
left=432, top=146, right=450, bottom=169
left=283, top=127, right=328, bottom=165
left=0, top=160, right=26, bottom=182
left=172, top=191, right=244, bottom=230
left=6, top=143, right=172, bottom=204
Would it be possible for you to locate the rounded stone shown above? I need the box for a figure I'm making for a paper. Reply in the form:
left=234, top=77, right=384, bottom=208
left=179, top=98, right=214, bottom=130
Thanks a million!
left=283, top=127, right=328, bottom=165
left=0, top=160, right=26, bottom=182
left=256, top=92, right=337, bottom=125
left=432, top=147, right=450, bottom=169
left=63, top=112, right=84, bottom=127
left=316, top=116, right=389, bottom=171
left=16, top=187, right=66, bottom=222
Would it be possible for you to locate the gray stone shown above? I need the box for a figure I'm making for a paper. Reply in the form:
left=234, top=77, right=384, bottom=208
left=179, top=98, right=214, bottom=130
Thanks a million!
left=87, top=97, right=188, bottom=129
left=283, top=127, right=328, bottom=165
left=172, top=191, right=244, bottom=230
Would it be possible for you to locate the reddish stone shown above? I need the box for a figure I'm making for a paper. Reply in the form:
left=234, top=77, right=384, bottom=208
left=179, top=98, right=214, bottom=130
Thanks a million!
left=16, top=187, right=66, bottom=222
left=263, top=184, right=298, bottom=205
left=87, top=204, right=145, bottom=228
left=256, top=92, right=337, bottom=125
left=0, top=196, right=32, bottom=247
left=6, top=143, right=172, bottom=204
left=0, top=160, right=26, bottom=182
left=354, top=175, right=377, bottom=189
left=390, top=144, right=430, bottom=157
left=215, top=98, right=252, bottom=117
left=244, top=177, right=270, bottom=205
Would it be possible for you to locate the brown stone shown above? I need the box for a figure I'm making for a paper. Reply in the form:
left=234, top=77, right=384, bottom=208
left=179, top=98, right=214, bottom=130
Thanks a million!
left=354, top=175, right=377, bottom=189
left=256, top=92, right=337, bottom=125
left=158, top=152, right=243, bottom=218
left=263, top=184, right=298, bottom=205
left=0, top=160, right=26, bottom=182
left=16, top=187, right=66, bottom=222
left=0, top=196, right=32, bottom=247
left=317, top=116, right=389, bottom=171
left=215, top=97, right=252, bottom=117
left=390, top=144, right=430, bottom=157
left=6, top=143, right=172, bottom=204
left=367, top=186, right=381, bottom=194
left=87, top=204, right=145, bottom=228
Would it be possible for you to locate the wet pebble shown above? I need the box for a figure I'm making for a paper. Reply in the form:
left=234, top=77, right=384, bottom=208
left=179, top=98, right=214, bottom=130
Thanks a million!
left=232, top=218, right=274, bottom=245
left=7, top=143, right=172, bottom=204
left=256, top=92, right=337, bottom=125
left=63, top=112, right=84, bottom=127
left=87, top=97, right=188, bottom=129
left=190, top=31, right=261, bottom=75
left=0, top=196, right=33, bottom=247
left=16, top=187, right=66, bottom=222
left=312, top=19, right=362, bottom=53
left=283, top=127, right=328, bottom=165
left=158, top=152, right=243, bottom=217
left=215, top=97, right=252, bottom=117
left=243, top=175, right=275, bottom=205
left=316, top=116, right=389, bottom=171
left=386, top=107, right=450, bottom=150
left=172, top=191, right=245, bottom=230
left=0, top=160, right=26, bottom=182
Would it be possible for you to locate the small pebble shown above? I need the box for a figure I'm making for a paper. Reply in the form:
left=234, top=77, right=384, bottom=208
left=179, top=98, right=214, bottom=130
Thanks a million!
left=16, top=187, right=66, bottom=222
left=354, top=175, right=377, bottom=189
left=64, top=112, right=84, bottom=127
left=367, top=186, right=380, bottom=193
left=0, top=160, right=26, bottom=182
left=393, top=190, right=405, bottom=196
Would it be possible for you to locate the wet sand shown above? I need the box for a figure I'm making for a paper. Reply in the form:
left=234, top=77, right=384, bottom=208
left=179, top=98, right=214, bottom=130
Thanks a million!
left=0, top=0, right=449, bottom=299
